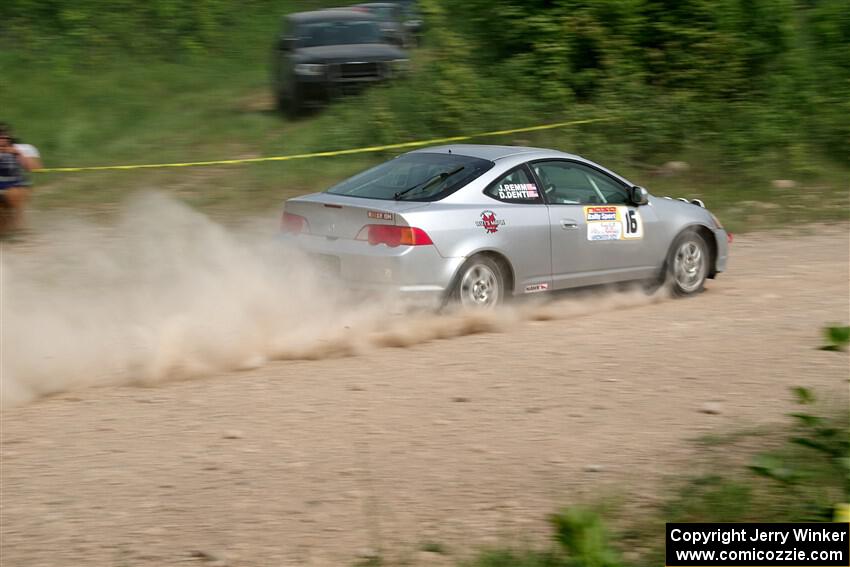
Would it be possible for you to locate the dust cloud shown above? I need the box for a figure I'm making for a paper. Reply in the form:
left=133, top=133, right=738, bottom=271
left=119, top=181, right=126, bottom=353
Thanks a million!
left=1, top=194, right=665, bottom=407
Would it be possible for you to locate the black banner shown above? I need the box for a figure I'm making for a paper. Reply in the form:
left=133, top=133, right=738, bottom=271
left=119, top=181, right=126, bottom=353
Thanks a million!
left=666, top=523, right=849, bottom=566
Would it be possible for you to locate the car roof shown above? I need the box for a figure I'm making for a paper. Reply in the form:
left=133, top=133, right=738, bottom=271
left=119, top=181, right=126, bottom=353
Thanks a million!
left=409, top=144, right=578, bottom=162
left=288, top=9, right=379, bottom=24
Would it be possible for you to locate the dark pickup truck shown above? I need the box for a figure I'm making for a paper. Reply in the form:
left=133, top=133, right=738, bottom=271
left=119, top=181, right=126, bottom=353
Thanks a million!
left=272, top=9, right=410, bottom=116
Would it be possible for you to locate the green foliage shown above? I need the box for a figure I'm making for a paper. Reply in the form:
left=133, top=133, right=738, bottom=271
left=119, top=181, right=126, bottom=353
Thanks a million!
left=278, top=0, right=850, bottom=174
left=420, top=541, right=447, bottom=554
left=441, top=0, right=850, bottom=166
left=551, top=508, right=622, bottom=567
left=663, top=475, right=756, bottom=522
left=748, top=387, right=850, bottom=512
left=1, top=0, right=319, bottom=60
left=820, top=326, right=850, bottom=352
left=5, top=0, right=849, bottom=164
left=7, top=0, right=225, bottom=58
left=465, top=508, right=622, bottom=567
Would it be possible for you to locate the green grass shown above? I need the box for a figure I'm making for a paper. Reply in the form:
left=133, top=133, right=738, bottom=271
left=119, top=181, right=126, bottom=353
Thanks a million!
left=4, top=4, right=848, bottom=232
left=420, top=541, right=448, bottom=554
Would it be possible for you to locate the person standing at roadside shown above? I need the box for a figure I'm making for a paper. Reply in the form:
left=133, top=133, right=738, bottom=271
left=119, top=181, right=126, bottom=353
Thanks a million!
left=0, top=123, right=40, bottom=172
left=0, top=123, right=40, bottom=236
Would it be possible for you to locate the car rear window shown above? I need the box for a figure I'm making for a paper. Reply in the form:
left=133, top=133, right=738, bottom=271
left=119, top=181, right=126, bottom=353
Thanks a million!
left=326, top=152, right=494, bottom=201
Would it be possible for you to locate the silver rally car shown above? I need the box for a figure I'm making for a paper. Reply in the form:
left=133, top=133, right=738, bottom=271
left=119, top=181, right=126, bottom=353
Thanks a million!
left=282, top=144, right=730, bottom=307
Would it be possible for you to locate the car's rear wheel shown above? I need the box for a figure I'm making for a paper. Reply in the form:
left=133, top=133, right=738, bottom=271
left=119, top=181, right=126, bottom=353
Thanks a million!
left=668, top=230, right=709, bottom=296
left=451, top=255, right=505, bottom=309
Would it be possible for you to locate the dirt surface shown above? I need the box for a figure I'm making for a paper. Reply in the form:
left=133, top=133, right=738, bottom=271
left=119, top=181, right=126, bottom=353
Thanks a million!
left=2, top=226, right=849, bottom=567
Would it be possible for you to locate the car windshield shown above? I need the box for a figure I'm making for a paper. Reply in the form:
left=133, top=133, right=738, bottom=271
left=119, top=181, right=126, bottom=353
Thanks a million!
left=326, top=153, right=495, bottom=201
left=368, top=6, right=394, bottom=20
left=296, top=20, right=382, bottom=47
left=396, top=0, right=418, bottom=17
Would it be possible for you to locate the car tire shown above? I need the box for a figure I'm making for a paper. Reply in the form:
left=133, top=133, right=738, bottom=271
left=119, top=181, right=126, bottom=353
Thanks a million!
left=275, top=90, right=288, bottom=114
left=277, top=82, right=301, bottom=118
left=449, top=255, right=505, bottom=309
left=278, top=93, right=302, bottom=119
left=666, top=229, right=709, bottom=296
left=287, top=93, right=302, bottom=118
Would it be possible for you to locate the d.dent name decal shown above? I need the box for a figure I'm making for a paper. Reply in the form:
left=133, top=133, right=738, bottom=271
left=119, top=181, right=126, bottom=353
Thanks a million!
left=498, top=183, right=539, bottom=200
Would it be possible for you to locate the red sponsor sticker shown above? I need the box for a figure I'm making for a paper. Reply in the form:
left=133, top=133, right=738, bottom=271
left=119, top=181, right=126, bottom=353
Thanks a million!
left=585, top=206, right=618, bottom=222
left=475, top=210, right=506, bottom=233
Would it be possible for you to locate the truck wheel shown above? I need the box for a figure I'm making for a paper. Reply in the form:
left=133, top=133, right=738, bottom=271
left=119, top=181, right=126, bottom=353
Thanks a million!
left=286, top=93, right=302, bottom=118
left=275, top=91, right=288, bottom=114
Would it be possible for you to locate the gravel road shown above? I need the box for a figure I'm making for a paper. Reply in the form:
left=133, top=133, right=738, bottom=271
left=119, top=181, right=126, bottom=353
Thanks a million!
left=1, top=225, right=848, bottom=567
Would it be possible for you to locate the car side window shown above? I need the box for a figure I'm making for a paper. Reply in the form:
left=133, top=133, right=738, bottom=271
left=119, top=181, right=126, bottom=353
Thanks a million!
left=531, top=161, right=629, bottom=205
left=484, top=166, right=543, bottom=204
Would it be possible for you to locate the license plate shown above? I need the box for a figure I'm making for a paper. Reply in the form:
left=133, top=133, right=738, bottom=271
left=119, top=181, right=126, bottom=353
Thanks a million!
left=313, top=254, right=341, bottom=276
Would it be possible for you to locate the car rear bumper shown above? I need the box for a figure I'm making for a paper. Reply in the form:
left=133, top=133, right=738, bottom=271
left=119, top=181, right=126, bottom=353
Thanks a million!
left=281, top=233, right=464, bottom=302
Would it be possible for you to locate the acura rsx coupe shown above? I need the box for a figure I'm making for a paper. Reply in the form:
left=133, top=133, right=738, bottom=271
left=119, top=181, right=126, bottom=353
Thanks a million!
left=281, top=144, right=730, bottom=307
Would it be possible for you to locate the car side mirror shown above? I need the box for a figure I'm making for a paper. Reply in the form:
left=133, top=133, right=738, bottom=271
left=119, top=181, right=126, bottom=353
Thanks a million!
left=630, top=185, right=649, bottom=206
left=278, top=37, right=295, bottom=51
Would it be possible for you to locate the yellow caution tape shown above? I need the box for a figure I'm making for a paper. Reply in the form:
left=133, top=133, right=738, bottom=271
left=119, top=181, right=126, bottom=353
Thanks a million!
left=37, top=117, right=614, bottom=173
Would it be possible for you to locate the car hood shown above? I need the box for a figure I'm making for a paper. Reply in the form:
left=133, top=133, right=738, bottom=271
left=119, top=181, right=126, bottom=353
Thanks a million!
left=294, top=44, right=407, bottom=64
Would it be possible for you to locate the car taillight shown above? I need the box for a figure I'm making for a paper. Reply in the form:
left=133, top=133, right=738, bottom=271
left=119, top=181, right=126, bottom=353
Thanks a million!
left=355, top=225, right=433, bottom=247
left=281, top=211, right=308, bottom=234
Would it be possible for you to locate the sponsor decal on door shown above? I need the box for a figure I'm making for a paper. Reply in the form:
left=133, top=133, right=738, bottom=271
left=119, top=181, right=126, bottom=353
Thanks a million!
left=583, top=206, right=643, bottom=241
left=476, top=210, right=506, bottom=234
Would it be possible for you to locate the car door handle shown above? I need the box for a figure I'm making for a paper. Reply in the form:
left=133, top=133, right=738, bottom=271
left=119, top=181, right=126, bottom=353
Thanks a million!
left=560, top=219, right=579, bottom=230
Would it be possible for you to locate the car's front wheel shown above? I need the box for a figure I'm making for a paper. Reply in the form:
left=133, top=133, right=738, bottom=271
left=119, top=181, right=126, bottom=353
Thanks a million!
left=450, top=255, right=505, bottom=308
left=668, top=230, right=709, bottom=296
left=281, top=93, right=302, bottom=119
left=275, top=90, right=288, bottom=113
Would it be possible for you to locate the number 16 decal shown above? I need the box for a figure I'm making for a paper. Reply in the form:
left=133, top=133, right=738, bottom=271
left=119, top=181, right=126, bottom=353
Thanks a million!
left=622, top=209, right=643, bottom=239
